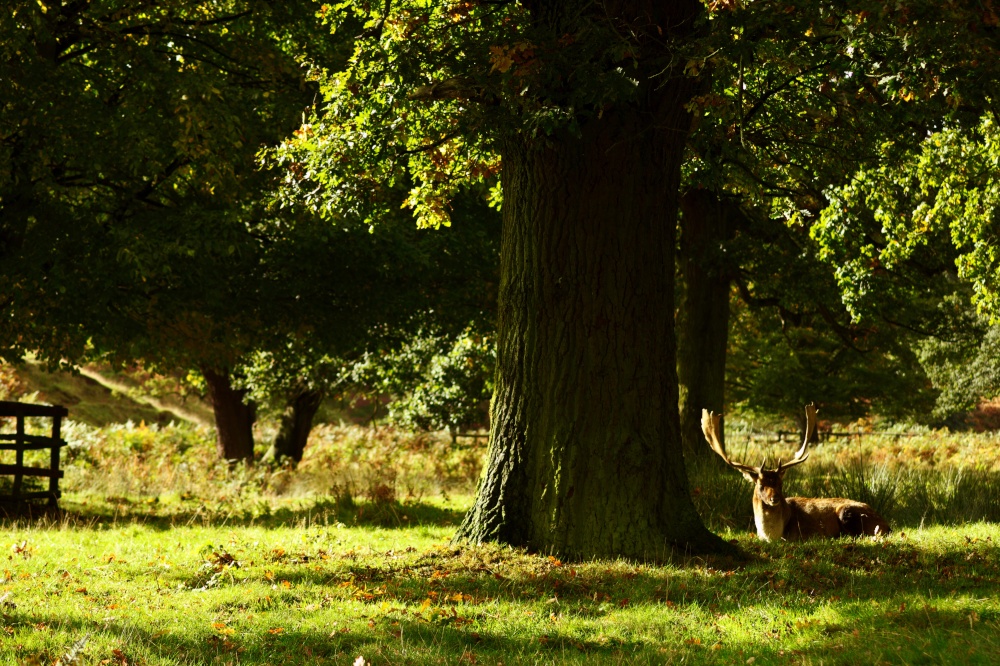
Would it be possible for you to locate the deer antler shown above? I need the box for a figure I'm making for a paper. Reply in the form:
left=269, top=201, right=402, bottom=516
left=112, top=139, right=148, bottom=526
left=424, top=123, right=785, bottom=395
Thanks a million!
left=777, top=403, right=816, bottom=472
left=701, top=409, right=759, bottom=477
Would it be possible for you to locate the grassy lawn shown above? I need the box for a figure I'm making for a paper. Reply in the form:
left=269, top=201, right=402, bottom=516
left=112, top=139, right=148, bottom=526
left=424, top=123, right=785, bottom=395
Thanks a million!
left=0, top=418, right=999, bottom=664
left=1, top=497, right=998, bottom=665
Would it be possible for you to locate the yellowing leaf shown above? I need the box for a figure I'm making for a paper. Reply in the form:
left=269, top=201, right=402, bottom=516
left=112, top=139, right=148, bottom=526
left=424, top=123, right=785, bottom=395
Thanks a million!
left=489, top=46, right=515, bottom=74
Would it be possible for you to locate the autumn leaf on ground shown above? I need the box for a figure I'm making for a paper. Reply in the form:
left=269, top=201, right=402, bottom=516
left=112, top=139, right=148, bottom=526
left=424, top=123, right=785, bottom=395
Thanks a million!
left=12, top=540, right=33, bottom=559
left=212, top=622, right=235, bottom=636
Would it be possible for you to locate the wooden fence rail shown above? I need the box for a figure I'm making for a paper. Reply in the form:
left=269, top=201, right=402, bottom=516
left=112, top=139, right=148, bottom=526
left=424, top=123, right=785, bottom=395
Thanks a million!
left=0, top=401, right=68, bottom=507
left=776, top=430, right=919, bottom=442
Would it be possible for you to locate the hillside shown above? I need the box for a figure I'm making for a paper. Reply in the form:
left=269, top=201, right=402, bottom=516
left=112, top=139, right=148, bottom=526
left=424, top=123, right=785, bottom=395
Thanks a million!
left=0, top=360, right=214, bottom=427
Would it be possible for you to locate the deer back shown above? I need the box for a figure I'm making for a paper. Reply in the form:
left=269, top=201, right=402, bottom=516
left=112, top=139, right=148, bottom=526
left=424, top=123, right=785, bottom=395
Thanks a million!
left=783, top=497, right=890, bottom=541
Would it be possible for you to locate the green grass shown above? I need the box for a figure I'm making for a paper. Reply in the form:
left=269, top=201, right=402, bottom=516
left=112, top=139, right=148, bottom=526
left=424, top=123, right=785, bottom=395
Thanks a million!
left=2, top=417, right=1000, bottom=664
left=2, top=504, right=999, bottom=665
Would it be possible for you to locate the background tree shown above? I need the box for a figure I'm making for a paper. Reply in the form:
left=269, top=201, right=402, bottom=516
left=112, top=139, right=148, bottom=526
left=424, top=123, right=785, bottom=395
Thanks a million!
left=814, top=117, right=1000, bottom=425
left=0, top=0, right=343, bottom=461
left=676, top=0, right=1000, bottom=446
left=914, top=294, right=1000, bottom=424
left=244, top=191, right=500, bottom=465
left=351, top=330, right=495, bottom=443
left=0, top=0, right=502, bottom=467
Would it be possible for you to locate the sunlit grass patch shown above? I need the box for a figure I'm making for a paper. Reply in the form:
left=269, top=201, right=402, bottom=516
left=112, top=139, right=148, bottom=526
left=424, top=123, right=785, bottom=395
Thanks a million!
left=1, top=511, right=998, bottom=665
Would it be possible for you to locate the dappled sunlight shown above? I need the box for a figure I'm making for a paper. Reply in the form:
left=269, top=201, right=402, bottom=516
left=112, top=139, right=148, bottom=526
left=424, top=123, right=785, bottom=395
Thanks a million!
left=2, top=419, right=999, bottom=663
left=1, top=503, right=999, bottom=664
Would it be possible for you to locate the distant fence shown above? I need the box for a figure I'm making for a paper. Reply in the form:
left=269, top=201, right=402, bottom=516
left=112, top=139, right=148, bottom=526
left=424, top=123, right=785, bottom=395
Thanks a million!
left=0, top=401, right=68, bottom=507
left=456, top=430, right=919, bottom=445
left=775, top=430, right=918, bottom=443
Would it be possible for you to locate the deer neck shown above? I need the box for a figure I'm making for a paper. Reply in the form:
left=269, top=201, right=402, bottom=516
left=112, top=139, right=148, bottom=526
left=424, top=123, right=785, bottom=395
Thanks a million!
left=753, top=490, right=791, bottom=542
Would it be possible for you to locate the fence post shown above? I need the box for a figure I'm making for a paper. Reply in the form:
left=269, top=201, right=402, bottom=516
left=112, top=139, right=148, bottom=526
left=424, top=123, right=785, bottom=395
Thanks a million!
left=49, top=415, right=62, bottom=507
left=12, top=412, right=24, bottom=500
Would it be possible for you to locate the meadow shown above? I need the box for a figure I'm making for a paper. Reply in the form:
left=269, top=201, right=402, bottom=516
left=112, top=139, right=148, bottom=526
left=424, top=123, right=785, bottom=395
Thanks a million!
left=1, top=417, right=1000, bottom=665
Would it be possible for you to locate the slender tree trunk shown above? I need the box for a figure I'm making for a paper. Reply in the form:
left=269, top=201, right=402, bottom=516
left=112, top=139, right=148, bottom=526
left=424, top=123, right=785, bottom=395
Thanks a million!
left=203, top=367, right=256, bottom=463
left=264, top=387, right=323, bottom=465
left=454, top=74, right=730, bottom=557
left=677, top=191, right=736, bottom=457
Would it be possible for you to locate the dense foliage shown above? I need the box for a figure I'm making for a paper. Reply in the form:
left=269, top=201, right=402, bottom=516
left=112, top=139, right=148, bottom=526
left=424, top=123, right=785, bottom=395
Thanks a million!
left=0, top=0, right=325, bottom=367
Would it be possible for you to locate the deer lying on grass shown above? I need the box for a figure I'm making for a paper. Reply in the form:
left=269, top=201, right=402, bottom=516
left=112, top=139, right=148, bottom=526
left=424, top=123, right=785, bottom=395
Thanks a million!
left=702, top=404, right=889, bottom=541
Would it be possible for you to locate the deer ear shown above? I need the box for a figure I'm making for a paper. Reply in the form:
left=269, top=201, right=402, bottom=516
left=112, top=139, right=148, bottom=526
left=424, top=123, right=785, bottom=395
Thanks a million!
left=740, top=470, right=758, bottom=483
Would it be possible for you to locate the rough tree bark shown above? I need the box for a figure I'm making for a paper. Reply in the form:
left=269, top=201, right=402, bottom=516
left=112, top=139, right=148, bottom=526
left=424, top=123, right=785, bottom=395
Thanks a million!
left=264, top=387, right=323, bottom=465
left=454, top=1, right=730, bottom=558
left=677, top=191, right=737, bottom=457
left=203, top=367, right=256, bottom=463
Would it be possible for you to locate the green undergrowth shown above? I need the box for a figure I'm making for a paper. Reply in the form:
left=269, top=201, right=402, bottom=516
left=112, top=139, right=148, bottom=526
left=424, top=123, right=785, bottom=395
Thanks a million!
left=56, top=420, right=483, bottom=510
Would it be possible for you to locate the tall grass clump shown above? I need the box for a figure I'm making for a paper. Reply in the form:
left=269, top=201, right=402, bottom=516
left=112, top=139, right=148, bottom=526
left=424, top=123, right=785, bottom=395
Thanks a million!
left=57, top=419, right=485, bottom=509
left=60, top=419, right=222, bottom=498
left=287, top=424, right=484, bottom=501
left=686, top=434, right=760, bottom=533
left=830, top=457, right=902, bottom=518
left=893, top=467, right=1000, bottom=526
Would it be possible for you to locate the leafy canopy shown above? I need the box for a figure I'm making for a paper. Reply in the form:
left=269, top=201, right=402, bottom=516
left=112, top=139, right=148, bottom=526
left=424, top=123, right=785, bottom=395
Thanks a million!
left=267, top=0, right=704, bottom=228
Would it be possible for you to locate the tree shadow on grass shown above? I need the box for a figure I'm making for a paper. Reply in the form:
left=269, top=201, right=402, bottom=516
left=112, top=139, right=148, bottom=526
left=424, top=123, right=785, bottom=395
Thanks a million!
left=152, top=528, right=1000, bottom=612
left=0, top=497, right=466, bottom=531
left=3, top=532, right=998, bottom=665
left=162, top=534, right=1000, bottom=642
left=11, top=607, right=667, bottom=665
left=13, top=579, right=1000, bottom=665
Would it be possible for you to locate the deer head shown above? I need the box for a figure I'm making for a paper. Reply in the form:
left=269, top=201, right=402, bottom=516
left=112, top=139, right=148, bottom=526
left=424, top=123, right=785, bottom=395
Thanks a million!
left=701, top=403, right=816, bottom=503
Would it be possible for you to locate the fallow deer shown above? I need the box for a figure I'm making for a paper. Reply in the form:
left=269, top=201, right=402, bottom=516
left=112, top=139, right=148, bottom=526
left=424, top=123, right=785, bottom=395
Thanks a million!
left=701, top=404, right=889, bottom=541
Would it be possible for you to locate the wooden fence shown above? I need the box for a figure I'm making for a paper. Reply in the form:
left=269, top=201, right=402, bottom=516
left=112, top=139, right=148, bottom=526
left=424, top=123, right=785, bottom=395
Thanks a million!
left=0, top=401, right=68, bottom=507
left=776, top=429, right=918, bottom=443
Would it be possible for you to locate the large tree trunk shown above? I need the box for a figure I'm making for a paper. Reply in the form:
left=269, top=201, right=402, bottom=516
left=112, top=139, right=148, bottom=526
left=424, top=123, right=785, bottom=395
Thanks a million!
left=677, top=191, right=736, bottom=457
left=203, top=367, right=256, bottom=463
left=264, top=387, right=323, bottom=465
left=454, top=48, right=729, bottom=557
